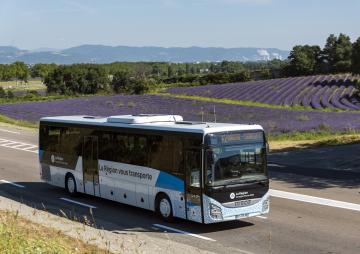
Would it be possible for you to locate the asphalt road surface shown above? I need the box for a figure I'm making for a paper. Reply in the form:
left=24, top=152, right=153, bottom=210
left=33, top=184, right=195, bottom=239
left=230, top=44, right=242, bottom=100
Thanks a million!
left=0, top=125, right=359, bottom=254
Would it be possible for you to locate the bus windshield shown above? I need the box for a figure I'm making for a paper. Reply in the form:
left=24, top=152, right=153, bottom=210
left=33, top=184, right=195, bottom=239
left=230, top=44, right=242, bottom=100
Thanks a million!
left=205, top=132, right=267, bottom=186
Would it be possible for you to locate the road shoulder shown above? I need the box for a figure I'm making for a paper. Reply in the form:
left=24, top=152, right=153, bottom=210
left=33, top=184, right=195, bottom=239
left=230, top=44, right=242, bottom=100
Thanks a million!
left=0, top=193, right=215, bottom=254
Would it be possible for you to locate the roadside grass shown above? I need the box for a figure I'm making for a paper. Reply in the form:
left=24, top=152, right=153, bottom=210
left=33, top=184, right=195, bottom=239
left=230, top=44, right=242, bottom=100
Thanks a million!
left=0, top=91, right=117, bottom=104
left=158, top=93, right=356, bottom=113
left=0, top=114, right=38, bottom=128
left=269, top=132, right=360, bottom=152
left=0, top=94, right=77, bottom=104
left=0, top=210, right=110, bottom=254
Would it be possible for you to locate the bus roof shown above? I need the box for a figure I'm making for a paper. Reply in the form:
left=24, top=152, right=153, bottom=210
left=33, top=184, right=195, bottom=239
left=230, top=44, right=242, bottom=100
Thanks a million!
left=40, top=114, right=264, bottom=134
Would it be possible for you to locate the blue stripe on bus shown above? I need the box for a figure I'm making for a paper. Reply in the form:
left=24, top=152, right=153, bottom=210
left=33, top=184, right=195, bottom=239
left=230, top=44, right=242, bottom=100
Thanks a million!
left=155, top=171, right=184, bottom=192
left=39, top=149, right=44, bottom=160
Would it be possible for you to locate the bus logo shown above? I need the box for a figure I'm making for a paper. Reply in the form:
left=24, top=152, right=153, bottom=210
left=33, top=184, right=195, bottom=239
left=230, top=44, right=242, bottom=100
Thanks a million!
left=230, top=193, right=235, bottom=199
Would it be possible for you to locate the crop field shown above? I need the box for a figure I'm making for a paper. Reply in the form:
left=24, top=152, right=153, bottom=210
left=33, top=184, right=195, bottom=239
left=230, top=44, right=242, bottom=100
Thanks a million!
left=167, top=74, right=360, bottom=111
left=1, top=94, right=360, bottom=135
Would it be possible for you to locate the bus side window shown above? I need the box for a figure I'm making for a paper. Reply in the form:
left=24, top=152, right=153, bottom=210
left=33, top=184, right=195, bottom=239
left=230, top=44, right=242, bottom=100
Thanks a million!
left=113, top=134, right=128, bottom=164
left=100, top=133, right=113, bottom=161
left=131, top=135, right=148, bottom=166
left=148, top=135, right=185, bottom=179
left=61, top=127, right=81, bottom=155
left=48, top=127, right=61, bottom=153
left=149, top=135, right=172, bottom=173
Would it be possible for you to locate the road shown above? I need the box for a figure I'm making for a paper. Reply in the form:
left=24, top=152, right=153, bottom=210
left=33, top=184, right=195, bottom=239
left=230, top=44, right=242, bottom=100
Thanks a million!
left=0, top=125, right=359, bottom=254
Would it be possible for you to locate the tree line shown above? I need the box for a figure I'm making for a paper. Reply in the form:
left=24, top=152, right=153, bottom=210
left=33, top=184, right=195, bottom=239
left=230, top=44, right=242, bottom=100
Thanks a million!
left=285, top=33, right=360, bottom=76
left=44, top=64, right=252, bottom=95
left=0, top=61, right=264, bottom=95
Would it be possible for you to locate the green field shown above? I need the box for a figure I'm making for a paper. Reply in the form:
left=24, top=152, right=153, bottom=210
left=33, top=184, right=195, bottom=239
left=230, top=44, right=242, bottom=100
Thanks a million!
left=0, top=80, right=46, bottom=91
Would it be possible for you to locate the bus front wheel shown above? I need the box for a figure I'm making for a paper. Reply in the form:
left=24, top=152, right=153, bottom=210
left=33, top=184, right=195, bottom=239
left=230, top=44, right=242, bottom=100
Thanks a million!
left=65, top=173, right=77, bottom=196
left=156, top=193, right=174, bottom=222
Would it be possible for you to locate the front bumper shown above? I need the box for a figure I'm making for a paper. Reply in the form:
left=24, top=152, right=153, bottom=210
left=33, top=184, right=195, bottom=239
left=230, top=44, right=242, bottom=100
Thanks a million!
left=203, top=191, right=270, bottom=224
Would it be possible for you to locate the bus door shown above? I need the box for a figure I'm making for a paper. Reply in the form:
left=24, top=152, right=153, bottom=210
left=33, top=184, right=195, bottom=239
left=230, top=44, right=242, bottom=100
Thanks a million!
left=83, top=136, right=100, bottom=196
left=185, top=149, right=203, bottom=223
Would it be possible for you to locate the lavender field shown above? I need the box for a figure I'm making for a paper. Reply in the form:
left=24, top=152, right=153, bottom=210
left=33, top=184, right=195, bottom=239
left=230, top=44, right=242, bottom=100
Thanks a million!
left=1, top=94, right=360, bottom=135
left=167, top=74, right=360, bottom=111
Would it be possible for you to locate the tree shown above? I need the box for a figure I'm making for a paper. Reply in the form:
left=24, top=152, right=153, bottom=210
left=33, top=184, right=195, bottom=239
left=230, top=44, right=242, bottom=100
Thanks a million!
left=0, top=87, right=6, bottom=98
left=44, top=66, right=65, bottom=94
left=351, top=37, right=360, bottom=75
left=185, top=63, right=191, bottom=74
left=321, top=34, right=337, bottom=72
left=333, top=33, right=352, bottom=72
left=130, top=78, right=149, bottom=94
left=0, top=65, right=15, bottom=81
left=321, top=33, right=352, bottom=73
left=111, top=71, right=131, bottom=93
left=285, top=45, right=321, bottom=76
left=6, top=90, right=14, bottom=99
left=31, top=64, right=57, bottom=80
left=167, top=65, right=174, bottom=78
left=44, top=64, right=109, bottom=95
left=151, top=65, right=161, bottom=77
left=11, top=62, right=29, bottom=83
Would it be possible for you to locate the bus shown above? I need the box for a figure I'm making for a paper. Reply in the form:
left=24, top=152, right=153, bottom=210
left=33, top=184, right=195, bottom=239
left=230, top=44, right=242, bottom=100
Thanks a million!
left=39, top=114, right=269, bottom=223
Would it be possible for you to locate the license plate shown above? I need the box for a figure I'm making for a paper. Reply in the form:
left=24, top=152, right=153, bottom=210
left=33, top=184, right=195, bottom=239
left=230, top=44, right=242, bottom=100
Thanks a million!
left=235, top=213, right=249, bottom=219
left=235, top=200, right=251, bottom=207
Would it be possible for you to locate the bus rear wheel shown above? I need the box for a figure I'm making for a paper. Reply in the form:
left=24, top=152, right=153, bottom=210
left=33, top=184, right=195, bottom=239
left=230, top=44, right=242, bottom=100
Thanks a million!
left=65, top=174, right=77, bottom=196
left=156, top=194, right=174, bottom=222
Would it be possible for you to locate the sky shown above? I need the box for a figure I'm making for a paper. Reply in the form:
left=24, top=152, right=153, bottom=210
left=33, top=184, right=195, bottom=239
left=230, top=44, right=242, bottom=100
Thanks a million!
left=0, top=0, right=359, bottom=51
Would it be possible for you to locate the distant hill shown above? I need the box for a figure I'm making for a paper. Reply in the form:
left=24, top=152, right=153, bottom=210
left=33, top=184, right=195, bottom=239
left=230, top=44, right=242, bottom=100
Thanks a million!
left=0, top=45, right=289, bottom=64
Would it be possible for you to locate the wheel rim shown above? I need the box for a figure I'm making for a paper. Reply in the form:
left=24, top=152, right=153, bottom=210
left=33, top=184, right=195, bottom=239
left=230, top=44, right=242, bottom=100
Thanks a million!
left=159, top=198, right=171, bottom=218
left=67, top=177, right=75, bottom=193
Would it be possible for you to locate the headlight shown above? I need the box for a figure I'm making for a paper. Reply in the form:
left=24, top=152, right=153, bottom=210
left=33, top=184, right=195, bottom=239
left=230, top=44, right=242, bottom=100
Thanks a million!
left=262, top=198, right=270, bottom=213
left=209, top=203, right=223, bottom=220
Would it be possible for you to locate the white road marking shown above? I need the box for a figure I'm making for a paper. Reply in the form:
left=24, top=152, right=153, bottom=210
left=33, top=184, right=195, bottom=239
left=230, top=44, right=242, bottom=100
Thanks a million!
left=8, top=144, right=29, bottom=148
left=0, top=138, right=38, bottom=154
left=60, top=198, right=97, bottom=209
left=0, top=128, right=20, bottom=134
left=22, top=146, right=37, bottom=151
left=268, top=163, right=285, bottom=168
left=0, top=142, right=18, bottom=146
left=152, top=224, right=216, bottom=242
left=0, top=179, right=26, bottom=188
left=256, top=215, right=268, bottom=219
left=270, top=189, right=360, bottom=212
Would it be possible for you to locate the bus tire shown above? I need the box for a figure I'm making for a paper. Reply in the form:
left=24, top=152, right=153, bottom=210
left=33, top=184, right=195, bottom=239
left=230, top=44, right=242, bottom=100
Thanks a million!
left=65, top=173, right=77, bottom=196
left=156, top=193, right=174, bottom=222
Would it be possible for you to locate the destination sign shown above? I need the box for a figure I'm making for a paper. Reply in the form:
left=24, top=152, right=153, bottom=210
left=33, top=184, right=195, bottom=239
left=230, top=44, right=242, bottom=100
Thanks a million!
left=208, top=131, right=264, bottom=145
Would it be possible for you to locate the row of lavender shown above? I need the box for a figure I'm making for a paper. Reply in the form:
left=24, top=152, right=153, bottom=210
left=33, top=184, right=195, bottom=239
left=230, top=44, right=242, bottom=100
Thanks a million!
left=167, top=74, right=360, bottom=111
left=1, top=94, right=360, bottom=135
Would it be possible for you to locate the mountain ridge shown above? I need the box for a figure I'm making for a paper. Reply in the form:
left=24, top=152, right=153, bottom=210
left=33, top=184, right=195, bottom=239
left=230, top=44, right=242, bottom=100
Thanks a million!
left=0, top=45, right=289, bottom=64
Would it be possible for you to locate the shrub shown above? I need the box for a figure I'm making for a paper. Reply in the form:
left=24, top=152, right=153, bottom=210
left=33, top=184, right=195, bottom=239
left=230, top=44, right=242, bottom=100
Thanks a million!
left=6, top=90, right=14, bottom=99
left=0, top=87, right=6, bottom=98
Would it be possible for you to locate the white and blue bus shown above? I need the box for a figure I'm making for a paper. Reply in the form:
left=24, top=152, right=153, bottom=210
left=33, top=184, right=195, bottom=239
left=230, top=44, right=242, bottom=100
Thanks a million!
left=39, top=114, right=269, bottom=223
